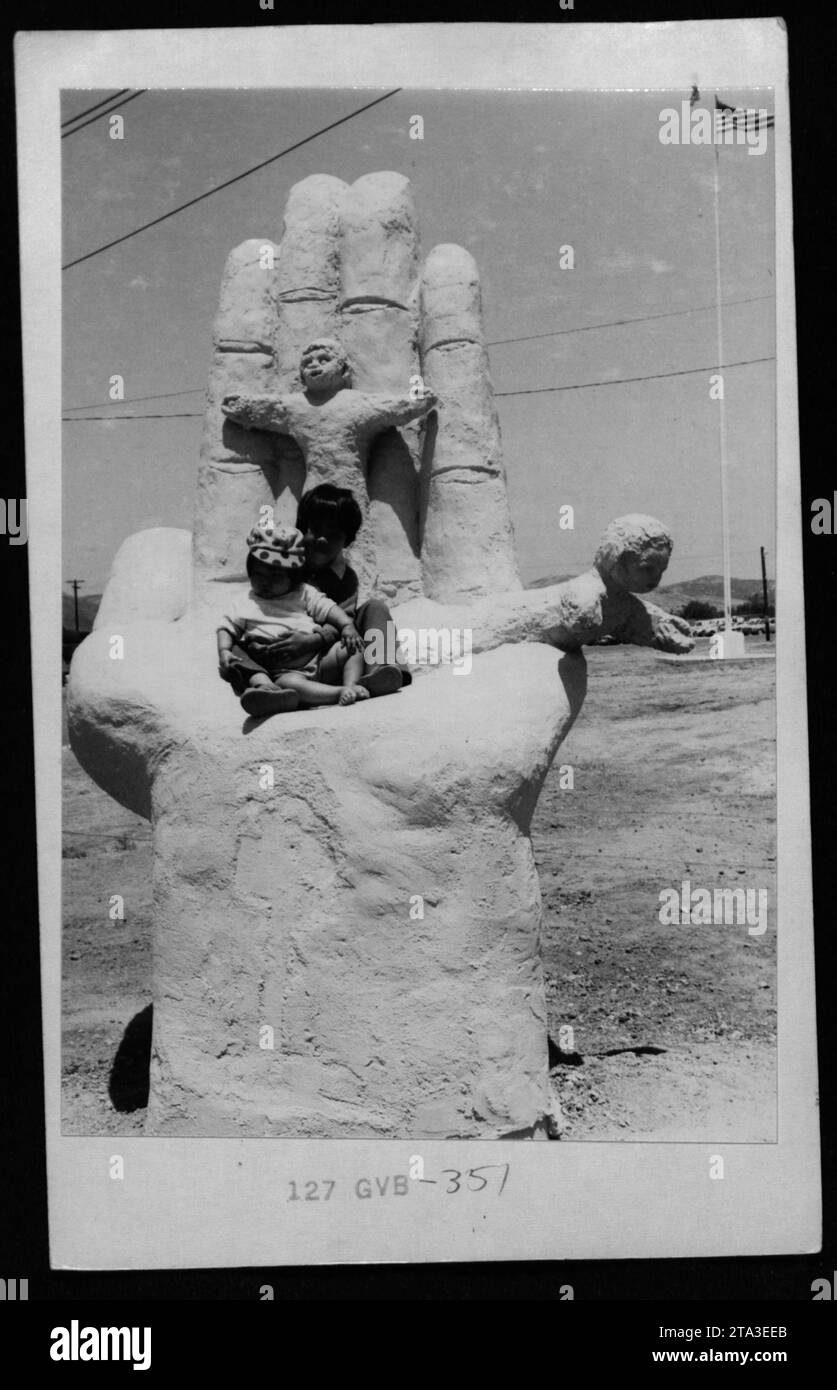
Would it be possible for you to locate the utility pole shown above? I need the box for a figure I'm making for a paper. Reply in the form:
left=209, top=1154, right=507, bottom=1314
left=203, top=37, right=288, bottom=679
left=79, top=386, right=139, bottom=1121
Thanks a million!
left=712, top=138, right=733, bottom=637
left=66, top=579, right=84, bottom=633
left=760, top=547, right=770, bottom=642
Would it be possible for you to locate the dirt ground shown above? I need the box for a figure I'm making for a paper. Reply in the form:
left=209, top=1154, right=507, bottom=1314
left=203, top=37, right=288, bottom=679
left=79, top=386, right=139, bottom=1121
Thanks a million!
left=61, top=637, right=776, bottom=1140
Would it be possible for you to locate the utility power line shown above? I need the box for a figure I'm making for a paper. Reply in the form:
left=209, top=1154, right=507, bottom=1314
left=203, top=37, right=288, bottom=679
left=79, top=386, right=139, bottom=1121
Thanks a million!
left=63, top=295, right=775, bottom=415
left=62, top=91, right=145, bottom=139
left=64, top=412, right=202, bottom=420
left=484, top=293, right=774, bottom=348
left=494, top=355, right=774, bottom=398
left=62, top=88, right=403, bottom=271
left=64, top=385, right=207, bottom=414
left=61, top=90, right=132, bottom=128
left=64, top=354, right=774, bottom=420
left=63, top=354, right=774, bottom=419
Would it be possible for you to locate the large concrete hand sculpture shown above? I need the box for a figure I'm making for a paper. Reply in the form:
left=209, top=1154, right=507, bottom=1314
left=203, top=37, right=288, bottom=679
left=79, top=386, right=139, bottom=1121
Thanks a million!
left=193, top=170, right=521, bottom=607
left=68, top=171, right=689, bottom=1142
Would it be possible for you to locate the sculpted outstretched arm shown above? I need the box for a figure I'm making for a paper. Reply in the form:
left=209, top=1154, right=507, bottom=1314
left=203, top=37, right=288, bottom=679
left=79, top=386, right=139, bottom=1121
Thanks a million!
left=492, top=579, right=691, bottom=655
left=362, top=391, right=437, bottom=431
left=392, top=549, right=693, bottom=665
left=221, top=392, right=295, bottom=434
left=600, top=590, right=694, bottom=653
left=637, top=598, right=694, bottom=653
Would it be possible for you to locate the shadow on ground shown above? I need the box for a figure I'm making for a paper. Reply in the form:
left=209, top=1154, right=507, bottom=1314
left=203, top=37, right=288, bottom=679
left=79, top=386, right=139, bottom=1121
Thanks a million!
left=108, top=1004, right=152, bottom=1112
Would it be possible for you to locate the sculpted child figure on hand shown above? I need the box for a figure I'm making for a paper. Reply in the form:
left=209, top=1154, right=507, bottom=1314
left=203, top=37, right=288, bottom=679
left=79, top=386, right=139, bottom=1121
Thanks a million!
left=540, top=513, right=690, bottom=652
left=221, top=338, right=437, bottom=589
left=221, top=338, right=437, bottom=497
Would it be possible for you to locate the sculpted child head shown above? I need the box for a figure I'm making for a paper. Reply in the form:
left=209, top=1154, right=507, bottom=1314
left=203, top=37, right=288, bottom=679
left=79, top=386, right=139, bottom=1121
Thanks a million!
left=299, top=339, right=350, bottom=392
left=594, top=514, right=673, bottom=593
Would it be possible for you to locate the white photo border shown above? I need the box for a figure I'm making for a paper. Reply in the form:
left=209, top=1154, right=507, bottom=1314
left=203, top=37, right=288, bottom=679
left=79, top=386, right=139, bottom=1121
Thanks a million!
left=16, top=19, right=819, bottom=1267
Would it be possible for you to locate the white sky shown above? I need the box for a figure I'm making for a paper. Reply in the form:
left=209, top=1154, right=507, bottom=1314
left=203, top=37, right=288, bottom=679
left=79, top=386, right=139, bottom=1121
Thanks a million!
left=61, top=87, right=776, bottom=592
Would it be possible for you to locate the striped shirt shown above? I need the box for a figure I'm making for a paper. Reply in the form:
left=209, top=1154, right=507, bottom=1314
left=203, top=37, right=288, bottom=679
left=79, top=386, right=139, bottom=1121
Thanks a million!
left=220, top=583, right=335, bottom=646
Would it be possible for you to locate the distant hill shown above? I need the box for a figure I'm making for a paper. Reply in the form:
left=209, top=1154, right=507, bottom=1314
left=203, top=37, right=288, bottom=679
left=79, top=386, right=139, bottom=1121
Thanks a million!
left=526, top=573, right=774, bottom=614
left=62, top=592, right=102, bottom=633
left=653, top=575, right=775, bottom=614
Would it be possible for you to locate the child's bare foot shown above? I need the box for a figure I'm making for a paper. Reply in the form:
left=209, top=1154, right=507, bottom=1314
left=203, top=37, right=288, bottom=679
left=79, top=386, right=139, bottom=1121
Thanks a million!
left=358, top=665, right=403, bottom=698
left=240, top=687, right=300, bottom=717
left=338, top=684, right=371, bottom=706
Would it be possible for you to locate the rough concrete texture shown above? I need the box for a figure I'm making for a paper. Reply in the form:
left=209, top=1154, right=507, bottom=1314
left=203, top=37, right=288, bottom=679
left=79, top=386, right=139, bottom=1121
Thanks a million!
left=69, top=581, right=585, bottom=1137
left=420, top=244, right=521, bottom=601
left=337, top=175, right=424, bottom=600
left=194, top=239, right=281, bottom=579
left=339, top=171, right=420, bottom=307
left=94, top=528, right=192, bottom=630
left=274, top=174, right=347, bottom=383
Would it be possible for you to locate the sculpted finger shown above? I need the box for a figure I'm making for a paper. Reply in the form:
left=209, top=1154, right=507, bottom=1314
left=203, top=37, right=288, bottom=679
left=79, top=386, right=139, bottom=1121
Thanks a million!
left=275, top=173, right=348, bottom=381
left=269, top=174, right=348, bottom=528
left=419, top=244, right=521, bottom=602
left=194, top=239, right=279, bottom=581
left=94, top=528, right=193, bottom=628
left=340, top=171, right=423, bottom=601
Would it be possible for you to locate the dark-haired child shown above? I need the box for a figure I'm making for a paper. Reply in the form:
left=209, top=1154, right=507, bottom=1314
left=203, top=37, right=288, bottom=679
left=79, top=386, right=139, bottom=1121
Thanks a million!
left=295, top=484, right=413, bottom=689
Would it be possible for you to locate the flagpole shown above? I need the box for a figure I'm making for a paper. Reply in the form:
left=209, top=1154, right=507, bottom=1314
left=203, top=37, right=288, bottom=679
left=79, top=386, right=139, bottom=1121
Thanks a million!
left=711, top=124, right=733, bottom=634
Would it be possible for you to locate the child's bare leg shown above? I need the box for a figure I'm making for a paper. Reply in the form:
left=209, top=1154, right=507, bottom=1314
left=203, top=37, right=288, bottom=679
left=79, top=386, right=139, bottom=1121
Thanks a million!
left=239, top=671, right=300, bottom=717
left=275, top=671, right=346, bottom=706
left=316, top=642, right=345, bottom=687
left=338, top=651, right=371, bottom=706
left=321, top=640, right=403, bottom=701
left=311, top=645, right=373, bottom=704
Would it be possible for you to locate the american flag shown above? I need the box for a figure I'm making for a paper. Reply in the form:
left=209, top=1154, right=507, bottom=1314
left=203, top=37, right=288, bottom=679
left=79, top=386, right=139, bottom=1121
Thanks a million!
left=713, top=94, right=775, bottom=132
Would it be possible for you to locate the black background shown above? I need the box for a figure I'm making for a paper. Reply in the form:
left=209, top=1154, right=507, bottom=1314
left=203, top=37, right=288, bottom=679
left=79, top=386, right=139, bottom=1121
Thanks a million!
left=1, top=0, right=834, bottom=1329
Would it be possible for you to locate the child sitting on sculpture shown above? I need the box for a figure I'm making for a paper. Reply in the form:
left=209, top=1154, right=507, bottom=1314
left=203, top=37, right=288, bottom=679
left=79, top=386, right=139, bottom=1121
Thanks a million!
left=216, top=524, right=402, bottom=717
left=296, top=483, right=413, bottom=689
left=222, top=487, right=412, bottom=693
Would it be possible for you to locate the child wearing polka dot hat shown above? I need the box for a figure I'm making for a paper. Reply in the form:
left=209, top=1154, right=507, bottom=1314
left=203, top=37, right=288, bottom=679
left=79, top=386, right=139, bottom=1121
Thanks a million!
left=216, top=524, right=402, bottom=718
